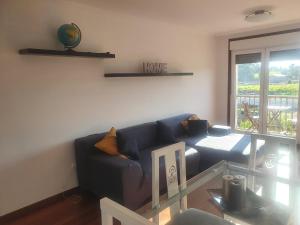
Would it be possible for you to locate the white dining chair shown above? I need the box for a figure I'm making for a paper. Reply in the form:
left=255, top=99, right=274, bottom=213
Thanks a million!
left=151, top=142, right=187, bottom=224
left=151, top=142, right=233, bottom=225
left=100, top=197, right=233, bottom=225
left=100, top=197, right=153, bottom=225
left=100, top=142, right=233, bottom=225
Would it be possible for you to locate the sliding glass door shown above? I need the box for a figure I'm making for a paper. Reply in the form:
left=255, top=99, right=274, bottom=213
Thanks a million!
left=231, top=50, right=264, bottom=133
left=231, top=46, right=300, bottom=137
left=266, top=47, right=300, bottom=136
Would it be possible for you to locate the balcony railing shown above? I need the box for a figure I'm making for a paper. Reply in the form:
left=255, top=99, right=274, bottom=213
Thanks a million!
left=236, top=94, right=298, bottom=136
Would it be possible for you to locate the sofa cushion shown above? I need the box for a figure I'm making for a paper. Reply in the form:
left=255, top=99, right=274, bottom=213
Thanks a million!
left=208, top=125, right=231, bottom=136
left=178, top=134, right=248, bottom=171
left=94, top=127, right=122, bottom=156
left=180, top=114, right=200, bottom=131
left=120, top=139, right=140, bottom=160
left=117, top=122, right=158, bottom=151
left=187, top=120, right=208, bottom=137
left=180, top=133, right=265, bottom=170
left=191, top=133, right=252, bottom=154
left=157, top=114, right=192, bottom=139
left=157, top=121, right=176, bottom=144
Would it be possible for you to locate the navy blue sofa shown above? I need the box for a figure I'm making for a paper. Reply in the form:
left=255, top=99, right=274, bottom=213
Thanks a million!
left=75, top=114, right=255, bottom=210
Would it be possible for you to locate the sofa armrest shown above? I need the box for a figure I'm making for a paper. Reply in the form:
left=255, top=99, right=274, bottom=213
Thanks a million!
left=208, top=125, right=232, bottom=136
left=75, top=134, right=105, bottom=189
left=88, top=153, right=144, bottom=208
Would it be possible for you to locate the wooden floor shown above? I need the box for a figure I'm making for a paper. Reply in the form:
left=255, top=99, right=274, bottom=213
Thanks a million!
left=2, top=193, right=101, bottom=225
left=2, top=179, right=222, bottom=225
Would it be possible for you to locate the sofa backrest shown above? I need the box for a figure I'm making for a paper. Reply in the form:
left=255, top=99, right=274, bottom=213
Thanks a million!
left=74, top=113, right=193, bottom=186
left=157, top=114, right=192, bottom=138
left=117, top=122, right=158, bottom=151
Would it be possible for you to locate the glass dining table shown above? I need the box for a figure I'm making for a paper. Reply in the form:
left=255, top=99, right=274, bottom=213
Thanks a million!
left=136, top=160, right=300, bottom=225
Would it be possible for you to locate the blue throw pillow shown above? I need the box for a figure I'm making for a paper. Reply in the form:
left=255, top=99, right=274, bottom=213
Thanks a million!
left=188, top=120, right=208, bottom=137
left=157, top=121, right=176, bottom=144
left=119, top=139, right=140, bottom=160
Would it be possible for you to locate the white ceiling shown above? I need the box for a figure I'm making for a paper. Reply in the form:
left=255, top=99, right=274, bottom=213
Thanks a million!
left=70, top=0, right=300, bottom=35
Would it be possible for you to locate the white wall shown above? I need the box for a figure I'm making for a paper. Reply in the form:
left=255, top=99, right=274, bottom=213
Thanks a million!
left=215, top=36, right=229, bottom=124
left=0, top=0, right=217, bottom=215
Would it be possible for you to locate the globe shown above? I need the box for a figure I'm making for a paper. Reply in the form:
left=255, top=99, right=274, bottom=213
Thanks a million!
left=57, top=23, right=81, bottom=49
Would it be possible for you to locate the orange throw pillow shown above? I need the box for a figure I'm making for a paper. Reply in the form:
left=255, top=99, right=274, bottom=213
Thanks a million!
left=94, top=127, right=120, bottom=156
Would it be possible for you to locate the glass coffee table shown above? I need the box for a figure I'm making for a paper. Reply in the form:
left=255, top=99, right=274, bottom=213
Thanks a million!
left=136, top=160, right=300, bottom=225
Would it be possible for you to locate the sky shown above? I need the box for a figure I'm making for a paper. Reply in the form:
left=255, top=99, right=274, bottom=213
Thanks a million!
left=270, top=60, right=300, bottom=68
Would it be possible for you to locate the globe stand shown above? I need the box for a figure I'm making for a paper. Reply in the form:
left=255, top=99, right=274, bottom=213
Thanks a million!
left=64, top=48, right=76, bottom=53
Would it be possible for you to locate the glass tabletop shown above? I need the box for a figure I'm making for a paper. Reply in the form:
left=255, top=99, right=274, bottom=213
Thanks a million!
left=136, top=160, right=300, bottom=225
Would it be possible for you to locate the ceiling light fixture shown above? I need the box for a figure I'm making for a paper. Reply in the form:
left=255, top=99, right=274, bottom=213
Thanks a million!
left=245, top=9, right=272, bottom=22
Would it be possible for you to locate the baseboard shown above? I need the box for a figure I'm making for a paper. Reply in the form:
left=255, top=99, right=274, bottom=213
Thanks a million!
left=0, top=186, right=80, bottom=224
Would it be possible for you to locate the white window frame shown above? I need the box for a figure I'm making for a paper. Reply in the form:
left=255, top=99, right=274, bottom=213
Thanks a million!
left=230, top=44, right=300, bottom=139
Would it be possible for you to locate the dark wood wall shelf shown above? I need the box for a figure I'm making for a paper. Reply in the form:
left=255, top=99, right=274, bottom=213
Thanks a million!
left=19, top=48, right=115, bottom=58
left=104, top=72, right=193, bottom=77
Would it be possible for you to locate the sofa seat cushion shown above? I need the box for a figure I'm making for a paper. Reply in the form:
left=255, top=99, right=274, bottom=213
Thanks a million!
left=208, top=125, right=232, bottom=136
left=183, top=146, right=201, bottom=178
left=179, top=133, right=265, bottom=170
left=179, top=133, right=254, bottom=154
left=176, top=134, right=207, bottom=147
left=191, top=133, right=253, bottom=154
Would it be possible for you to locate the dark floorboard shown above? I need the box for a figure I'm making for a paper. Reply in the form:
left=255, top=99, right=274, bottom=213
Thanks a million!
left=2, top=193, right=101, bottom=225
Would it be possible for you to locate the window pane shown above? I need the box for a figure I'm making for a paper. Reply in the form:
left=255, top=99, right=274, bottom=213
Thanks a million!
left=235, top=53, right=261, bottom=132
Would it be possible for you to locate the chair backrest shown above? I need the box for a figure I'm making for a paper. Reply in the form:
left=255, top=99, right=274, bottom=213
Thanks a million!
left=151, top=142, right=187, bottom=224
left=242, top=101, right=249, bottom=113
left=100, top=197, right=154, bottom=225
left=242, top=102, right=254, bottom=119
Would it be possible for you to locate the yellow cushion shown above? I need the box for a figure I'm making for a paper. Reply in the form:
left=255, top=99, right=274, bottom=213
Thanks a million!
left=95, top=127, right=120, bottom=156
